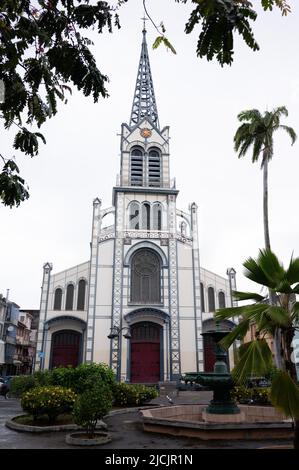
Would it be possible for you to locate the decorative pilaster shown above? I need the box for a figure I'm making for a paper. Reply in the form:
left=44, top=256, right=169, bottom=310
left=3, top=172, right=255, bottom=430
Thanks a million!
left=85, top=198, right=102, bottom=363
left=110, top=192, right=125, bottom=379
left=227, top=268, right=237, bottom=307
left=190, top=202, right=204, bottom=372
left=35, top=262, right=52, bottom=370
left=168, top=195, right=181, bottom=379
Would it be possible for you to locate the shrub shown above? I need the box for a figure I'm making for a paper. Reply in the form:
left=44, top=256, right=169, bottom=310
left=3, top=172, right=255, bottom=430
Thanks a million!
left=33, top=370, right=54, bottom=387
left=231, top=385, right=271, bottom=405
left=21, top=386, right=77, bottom=423
left=9, top=375, right=36, bottom=398
left=73, top=382, right=112, bottom=438
left=49, top=363, right=116, bottom=395
left=112, top=383, right=158, bottom=407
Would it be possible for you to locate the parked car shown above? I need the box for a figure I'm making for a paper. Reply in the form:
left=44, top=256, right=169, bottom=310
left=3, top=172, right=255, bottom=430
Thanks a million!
left=0, top=377, right=9, bottom=398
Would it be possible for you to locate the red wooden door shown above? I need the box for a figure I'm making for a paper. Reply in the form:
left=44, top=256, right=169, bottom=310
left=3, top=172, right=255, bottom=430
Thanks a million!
left=51, top=330, right=80, bottom=369
left=130, top=322, right=161, bottom=383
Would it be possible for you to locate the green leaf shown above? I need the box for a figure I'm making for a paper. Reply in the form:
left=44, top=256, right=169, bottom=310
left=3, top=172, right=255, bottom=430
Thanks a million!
left=219, top=319, right=251, bottom=349
left=232, top=339, right=273, bottom=384
left=152, top=36, right=164, bottom=50
left=232, top=290, right=265, bottom=302
left=270, top=370, right=299, bottom=419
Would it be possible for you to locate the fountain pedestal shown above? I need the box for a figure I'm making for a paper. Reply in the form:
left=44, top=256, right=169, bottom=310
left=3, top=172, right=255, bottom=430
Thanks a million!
left=197, top=328, right=241, bottom=417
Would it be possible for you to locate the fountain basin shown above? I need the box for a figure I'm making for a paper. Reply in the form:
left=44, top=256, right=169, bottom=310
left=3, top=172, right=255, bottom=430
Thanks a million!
left=140, top=405, right=293, bottom=440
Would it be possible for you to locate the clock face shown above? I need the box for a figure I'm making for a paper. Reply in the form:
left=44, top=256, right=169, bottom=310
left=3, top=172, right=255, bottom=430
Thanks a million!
left=140, top=128, right=152, bottom=138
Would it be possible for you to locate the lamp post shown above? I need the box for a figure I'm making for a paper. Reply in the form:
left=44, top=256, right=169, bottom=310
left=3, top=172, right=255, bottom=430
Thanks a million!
left=107, top=326, right=131, bottom=381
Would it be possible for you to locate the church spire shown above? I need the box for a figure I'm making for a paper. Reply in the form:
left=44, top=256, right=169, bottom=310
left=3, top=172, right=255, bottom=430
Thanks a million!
left=129, top=25, right=160, bottom=129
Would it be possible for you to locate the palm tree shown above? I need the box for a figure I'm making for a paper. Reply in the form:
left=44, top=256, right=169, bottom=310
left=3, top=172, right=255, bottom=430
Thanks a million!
left=234, top=106, right=296, bottom=250
left=215, top=249, right=299, bottom=448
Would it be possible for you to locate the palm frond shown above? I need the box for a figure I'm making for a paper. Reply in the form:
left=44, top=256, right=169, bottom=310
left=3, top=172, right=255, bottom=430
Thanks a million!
left=243, top=253, right=276, bottom=288
left=216, top=303, right=268, bottom=322
left=232, top=290, right=265, bottom=302
left=237, top=109, right=262, bottom=123
left=270, top=370, right=299, bottom=419
left=286, top=256, right=299, bottom=284
left=219, top=319, right=251, bottom=349
left=232, top=339, right=273, bottom=384
left=279, top=125, right=297, bottom=145
left=262, top=306, right=290, bottom=327
left=257, top=249, right=285, bottom=286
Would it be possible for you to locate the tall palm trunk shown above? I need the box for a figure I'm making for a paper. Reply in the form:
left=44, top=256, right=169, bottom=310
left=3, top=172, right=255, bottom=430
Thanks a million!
left=263, top=156, right=282, bottom=368
left=263, top=157, right=271, bottom=250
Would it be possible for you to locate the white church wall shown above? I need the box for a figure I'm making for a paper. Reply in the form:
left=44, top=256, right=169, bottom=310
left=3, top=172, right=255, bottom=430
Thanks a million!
left=177, top=242, right=195, bottom=313
left=179, top=319, right=197, bottom=373
left=94, top=240, right=114, bottom=314
left=46, top=261, right=89, bottom=320
left=93, top=318, right=111, bottom=365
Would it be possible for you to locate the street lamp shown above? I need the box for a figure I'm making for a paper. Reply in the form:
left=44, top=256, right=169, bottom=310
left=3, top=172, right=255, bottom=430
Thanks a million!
left=107, top=325, right=131, bottom=381
left=107, top=325, right=131, bottom=340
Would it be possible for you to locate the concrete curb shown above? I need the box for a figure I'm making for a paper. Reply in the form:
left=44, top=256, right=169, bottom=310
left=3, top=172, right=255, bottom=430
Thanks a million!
left=65, top=431, right=112, bottom=446
left=6, top=416, right=107, bottom=433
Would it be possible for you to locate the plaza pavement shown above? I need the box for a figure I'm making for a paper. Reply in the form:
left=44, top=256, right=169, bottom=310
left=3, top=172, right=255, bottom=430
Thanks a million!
left=0, top=391, right=293, bottom=449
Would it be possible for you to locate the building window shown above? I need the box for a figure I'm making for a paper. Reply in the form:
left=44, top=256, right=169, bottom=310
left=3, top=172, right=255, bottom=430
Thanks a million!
left=77, top=280, right=86, bottom=310
left=152, top=203, right=162, bottom=230
left=208, top=287, right=215, bottom=312
left=200, top=283, right=205, bottom=312
left=54, top=288, right=62, bottom=310
left=148, top=148, right=161, bottom=187
left=130, top=147, right=143, bottom=186
left=218, top=291, right=226, bottom=309
left=131, top=249, right=161, bottom=303
left=65, top=284, right=74, bottom=311
left=141, top=203, right=151, bottom=230
left=129, top=201, right=140, bottom=230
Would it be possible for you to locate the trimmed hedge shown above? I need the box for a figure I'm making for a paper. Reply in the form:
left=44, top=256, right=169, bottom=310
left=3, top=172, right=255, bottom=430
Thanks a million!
left=112, top=383, right=158, bottom=406
left=21, top=386, right=76, bottom=423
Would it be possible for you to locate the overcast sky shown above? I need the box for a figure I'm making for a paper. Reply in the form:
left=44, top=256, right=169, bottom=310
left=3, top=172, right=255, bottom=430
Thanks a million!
left=1, top=0, right=299, bottom=308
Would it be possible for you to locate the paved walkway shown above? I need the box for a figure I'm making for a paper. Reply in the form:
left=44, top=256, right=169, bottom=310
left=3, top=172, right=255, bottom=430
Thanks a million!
left=0, top=392, right=293, bottom=449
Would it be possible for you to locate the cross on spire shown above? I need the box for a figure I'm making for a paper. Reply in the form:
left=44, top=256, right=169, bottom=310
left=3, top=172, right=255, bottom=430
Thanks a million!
left=129, top=26, right=160, bottom=129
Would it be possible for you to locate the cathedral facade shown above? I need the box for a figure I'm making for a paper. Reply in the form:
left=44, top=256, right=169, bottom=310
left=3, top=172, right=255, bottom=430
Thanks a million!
left=35, top=30, right=236, bottom=382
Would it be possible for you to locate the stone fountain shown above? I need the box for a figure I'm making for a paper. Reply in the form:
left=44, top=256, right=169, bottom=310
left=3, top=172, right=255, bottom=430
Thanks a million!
left=195, top=326, right=243, bottom=423
left=140, top=325, right=292, bottom=440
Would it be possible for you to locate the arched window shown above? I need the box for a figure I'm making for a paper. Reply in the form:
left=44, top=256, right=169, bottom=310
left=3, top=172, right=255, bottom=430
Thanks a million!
left=131, top=249, right=161, bottom=303
left=148, top=148, right=161, bottom=187
left=218, top=291, right=226, bottom=309
left=130, top=147, right=143, bottom=186
left=200, top=283, right=205, bottom=313
left=208, top=287, right=215, bottom=312
left=129, top=201, right=140, bottom=229
left=152, top=203, right=162, bottom=230
left=141, top=203, right=150, bottom=230
left=54, top=288, right=62, bottom=310
left=77, top=279, right=86, bottom=310
left=65, top=284, right=74, bottom=310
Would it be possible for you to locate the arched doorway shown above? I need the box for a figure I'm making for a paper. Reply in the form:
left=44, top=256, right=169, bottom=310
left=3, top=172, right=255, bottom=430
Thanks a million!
left=50, top=330, right=81, bottom=369
left=130, top=322, right=162, bottom=383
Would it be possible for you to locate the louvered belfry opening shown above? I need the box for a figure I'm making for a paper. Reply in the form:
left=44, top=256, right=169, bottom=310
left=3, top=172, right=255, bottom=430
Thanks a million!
left=130, top=249, right=161, bottom=304
left=130, top=147, right=143, bottom=186
left=148, top=149, right=161, bottom=187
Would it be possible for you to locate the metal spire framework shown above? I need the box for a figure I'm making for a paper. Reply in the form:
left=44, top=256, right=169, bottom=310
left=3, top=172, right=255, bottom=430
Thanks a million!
left=129, top=27, right=160, bottom=129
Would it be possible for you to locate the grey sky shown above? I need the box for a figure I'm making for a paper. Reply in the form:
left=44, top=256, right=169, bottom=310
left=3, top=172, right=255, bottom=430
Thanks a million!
left=1, top=0, right=299, bottom=308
